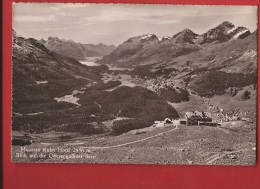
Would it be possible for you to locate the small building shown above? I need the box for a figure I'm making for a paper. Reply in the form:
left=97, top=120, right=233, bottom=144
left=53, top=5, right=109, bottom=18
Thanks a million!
left=185, top=111, right=213, bottom=126
left=154, top=121, right=165, bottom=127
left=241, top=117, right=251, bottom=122
left=198, top=121, right=218, bottom=127
left=179, top=118, right=187, bottom=125
left=164, top=118, right=173, bottom=124
left=231, top=116, right=238, bottom=121
left=154, top=118, right=173, bottom=127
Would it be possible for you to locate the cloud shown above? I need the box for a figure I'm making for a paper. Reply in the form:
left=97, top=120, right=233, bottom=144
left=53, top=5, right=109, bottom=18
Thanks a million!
left=15, top=15, right=55, bottom=22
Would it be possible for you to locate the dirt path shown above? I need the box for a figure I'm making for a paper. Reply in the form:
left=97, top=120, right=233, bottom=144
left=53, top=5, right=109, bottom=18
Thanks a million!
left=205, top=148, right=250, bottom=164
left=82, top=125, right=179, bottom=150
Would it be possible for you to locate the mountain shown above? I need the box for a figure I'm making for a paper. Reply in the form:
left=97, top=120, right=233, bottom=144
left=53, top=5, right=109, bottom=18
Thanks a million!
left=13, top=30, right=101, bottom=84
left=40, top=37, right=116, bottom=60
left=171, top=29, right=199, bottom=44
left=196, top=21, right=251, bottom=44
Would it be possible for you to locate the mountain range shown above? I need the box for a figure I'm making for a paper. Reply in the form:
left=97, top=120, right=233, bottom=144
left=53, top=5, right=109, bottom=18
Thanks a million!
left=40, top=37, right=116, bottom=60
left=98, top=21, right=254, bottom=70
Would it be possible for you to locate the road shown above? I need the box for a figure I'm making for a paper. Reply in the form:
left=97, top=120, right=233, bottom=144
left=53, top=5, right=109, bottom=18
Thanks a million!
left=82, top=125, right=179, bottom=150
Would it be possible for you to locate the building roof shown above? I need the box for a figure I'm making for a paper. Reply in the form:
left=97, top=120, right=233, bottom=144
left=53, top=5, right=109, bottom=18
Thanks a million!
left=185, top=111, right=212, bottom=118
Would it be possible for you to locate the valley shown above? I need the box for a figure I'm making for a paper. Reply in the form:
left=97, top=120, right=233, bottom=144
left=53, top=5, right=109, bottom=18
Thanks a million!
left=11, top=21, right=257, bottom=165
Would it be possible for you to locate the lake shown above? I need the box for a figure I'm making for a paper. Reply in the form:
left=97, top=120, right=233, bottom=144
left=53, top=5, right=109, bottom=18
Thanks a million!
left=79, top=57, right=132, bottom=71
left=79, top=57, right=101, bottom=66
left=79, top=61, right=132, bottom=71
left=54, top=90, right=83, bottom=106
left=79, top=60, right=100, bottom=66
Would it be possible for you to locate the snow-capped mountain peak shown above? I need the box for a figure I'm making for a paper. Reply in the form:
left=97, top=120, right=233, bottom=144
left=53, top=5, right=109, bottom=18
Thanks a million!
left=171, top=29, right=198, bottom=44
left=217, top=21, right=235, bottom=30
left=141, top=34, right=154, bottom=39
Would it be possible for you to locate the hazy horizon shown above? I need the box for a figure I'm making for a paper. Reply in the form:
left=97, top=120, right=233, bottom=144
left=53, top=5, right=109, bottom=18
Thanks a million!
left=13, top=3, right=258, bottom=46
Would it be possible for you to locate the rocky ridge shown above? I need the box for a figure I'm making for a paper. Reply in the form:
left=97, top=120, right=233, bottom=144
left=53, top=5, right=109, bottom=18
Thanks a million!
left=40, top=36, right=116, bottom=60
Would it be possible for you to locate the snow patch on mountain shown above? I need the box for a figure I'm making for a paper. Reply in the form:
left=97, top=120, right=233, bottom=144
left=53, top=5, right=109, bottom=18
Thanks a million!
left=141, top=34, right=153, bottom=39
left=140, top=34, right=170, bottom=41
left=156, top=36, right=170, bottom=41
left=233, top=29, right=250, bottom=39
left=162, top=36, right=170, bottom=40
left=227, top=27, right=236, bottom=34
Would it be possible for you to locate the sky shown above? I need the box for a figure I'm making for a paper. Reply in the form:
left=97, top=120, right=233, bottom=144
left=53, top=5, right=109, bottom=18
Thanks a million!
left=13, top=3, right=258, bottom=45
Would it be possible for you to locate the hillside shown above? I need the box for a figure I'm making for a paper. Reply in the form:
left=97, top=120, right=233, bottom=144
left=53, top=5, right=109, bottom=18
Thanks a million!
left=40, top=37, right=116, bottom=60
left=100, top=86, right=179, bottom=120
left=12, top=30, right=103, bottom=114
left=187, top=71, right=257, bottom=97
